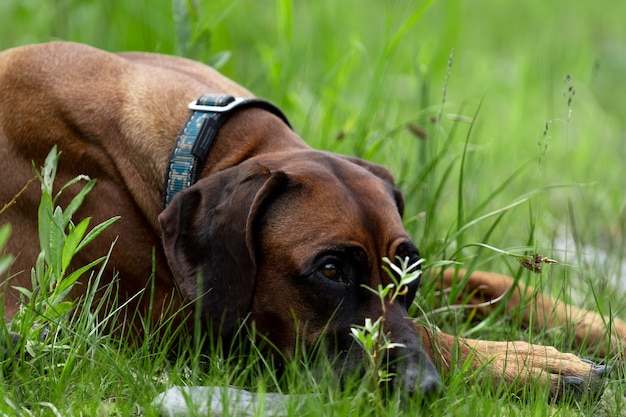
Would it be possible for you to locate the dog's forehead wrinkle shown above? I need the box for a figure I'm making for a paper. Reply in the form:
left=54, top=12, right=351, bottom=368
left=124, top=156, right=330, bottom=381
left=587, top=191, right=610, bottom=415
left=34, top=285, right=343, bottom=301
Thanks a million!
left=257, top=172, right=408, bottom=280
left=262, top=150, right=389, bottom=189
left=260, top=153, right=402, bottom=230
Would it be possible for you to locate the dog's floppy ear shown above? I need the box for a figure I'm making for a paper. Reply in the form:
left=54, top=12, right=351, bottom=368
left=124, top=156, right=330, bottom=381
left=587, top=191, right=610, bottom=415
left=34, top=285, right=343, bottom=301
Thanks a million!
left=342, top=156, right=405, bottom=216
left=158, top=162, right=287, bottom=339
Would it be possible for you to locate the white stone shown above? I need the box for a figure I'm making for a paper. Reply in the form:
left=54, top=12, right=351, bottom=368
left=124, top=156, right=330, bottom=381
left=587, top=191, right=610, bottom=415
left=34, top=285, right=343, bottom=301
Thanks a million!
left=152, top=386, right=307, bottom=417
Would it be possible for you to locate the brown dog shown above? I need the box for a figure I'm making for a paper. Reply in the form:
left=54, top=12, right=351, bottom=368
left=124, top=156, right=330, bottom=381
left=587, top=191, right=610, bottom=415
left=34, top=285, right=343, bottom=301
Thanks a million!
left=0, top=42, right=623, bottom=399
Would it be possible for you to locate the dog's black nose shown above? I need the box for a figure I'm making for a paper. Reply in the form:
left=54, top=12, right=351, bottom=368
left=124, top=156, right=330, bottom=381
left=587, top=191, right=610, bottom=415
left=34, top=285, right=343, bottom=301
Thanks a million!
left=390, top=348, right=442, bottom=397
left=418, top=371, right=443, bottom=396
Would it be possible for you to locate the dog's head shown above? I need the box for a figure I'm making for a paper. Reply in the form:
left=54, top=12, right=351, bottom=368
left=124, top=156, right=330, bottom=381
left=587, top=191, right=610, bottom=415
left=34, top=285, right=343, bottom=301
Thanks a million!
left=158, top=150, right=441, bottom=395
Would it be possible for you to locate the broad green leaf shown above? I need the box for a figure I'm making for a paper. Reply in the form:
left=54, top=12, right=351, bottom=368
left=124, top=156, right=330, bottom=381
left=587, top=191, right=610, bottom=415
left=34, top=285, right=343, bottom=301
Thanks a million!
left=75, top=216, right=120, bottom=254
left=62, top=179, right=96, bottom=225
left=40, top=146, right=59, bottom=193
left=33, top=251, right=46, bottom=291
left=0, top=224, right=13, bottom=276
left=44, top=300, right=74, bottom=320
left=55, top=256, right=106, bottom=302
left=12, top=285, right=33, bottom=300
left=55, top=174, right=91, bottom=202
left=37, top=192, right=54, bottom=261
left=48, top=206, right=67, bottom=283
left=62, top=217, right=91, bottom=274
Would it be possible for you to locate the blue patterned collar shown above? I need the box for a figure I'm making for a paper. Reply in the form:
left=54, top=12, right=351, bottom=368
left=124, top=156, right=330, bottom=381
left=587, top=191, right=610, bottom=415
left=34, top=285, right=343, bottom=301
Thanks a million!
left=163, top=94, right=292, bottom=208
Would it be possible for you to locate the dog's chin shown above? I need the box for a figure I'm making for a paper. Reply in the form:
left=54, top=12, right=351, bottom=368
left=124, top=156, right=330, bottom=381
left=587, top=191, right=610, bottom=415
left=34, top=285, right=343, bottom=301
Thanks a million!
left=318, top=339, right=442, bottom=399
left=205, top=317, right=442, bottom=397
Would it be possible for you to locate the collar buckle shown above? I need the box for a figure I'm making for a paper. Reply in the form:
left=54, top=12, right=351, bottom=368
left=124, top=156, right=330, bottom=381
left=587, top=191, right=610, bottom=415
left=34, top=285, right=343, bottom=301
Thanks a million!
left=188, top=96, right=248, bottom=113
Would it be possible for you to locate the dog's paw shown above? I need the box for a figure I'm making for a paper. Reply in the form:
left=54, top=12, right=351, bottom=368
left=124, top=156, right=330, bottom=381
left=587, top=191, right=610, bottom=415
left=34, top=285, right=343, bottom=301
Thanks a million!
left=552, top=357, right=610, bottom=402
left=470, top=340, right=610, bottom=402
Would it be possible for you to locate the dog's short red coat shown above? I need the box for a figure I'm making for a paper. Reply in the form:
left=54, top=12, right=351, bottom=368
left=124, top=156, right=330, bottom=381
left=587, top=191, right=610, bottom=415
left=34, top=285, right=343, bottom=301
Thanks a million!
left=1, top=42, right=623, bottom=399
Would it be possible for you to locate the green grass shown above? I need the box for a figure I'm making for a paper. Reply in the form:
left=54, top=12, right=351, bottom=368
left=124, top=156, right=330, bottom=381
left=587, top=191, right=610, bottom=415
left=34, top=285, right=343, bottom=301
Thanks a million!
left=2, top=0, right=626, bottom=415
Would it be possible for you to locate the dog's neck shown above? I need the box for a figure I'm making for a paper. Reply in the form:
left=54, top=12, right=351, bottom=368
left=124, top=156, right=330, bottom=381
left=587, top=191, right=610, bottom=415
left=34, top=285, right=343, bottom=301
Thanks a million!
left=122, top=96, right=307, bottom=229
left=162, top=94, right=292, bottom=208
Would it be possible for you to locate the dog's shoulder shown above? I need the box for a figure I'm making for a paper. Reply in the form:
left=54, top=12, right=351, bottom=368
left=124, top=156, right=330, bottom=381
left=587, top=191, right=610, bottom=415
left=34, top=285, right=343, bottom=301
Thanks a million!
left=0, top=42, right=126, bottom=87
left=117, top=51, right=253, bottom=98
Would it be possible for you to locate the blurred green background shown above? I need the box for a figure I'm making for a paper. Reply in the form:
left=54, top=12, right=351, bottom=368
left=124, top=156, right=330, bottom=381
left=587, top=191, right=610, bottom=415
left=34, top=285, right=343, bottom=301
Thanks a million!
left=2, top=1, right=626, bottom=413
left=2, top=0, right=625, bottom=273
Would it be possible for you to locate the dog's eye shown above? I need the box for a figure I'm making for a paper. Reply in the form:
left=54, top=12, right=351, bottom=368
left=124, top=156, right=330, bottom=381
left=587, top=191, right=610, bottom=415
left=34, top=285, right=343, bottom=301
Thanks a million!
left=312, top=249, right=365, bottom=286
left=319, top=262, right=342, bottom=282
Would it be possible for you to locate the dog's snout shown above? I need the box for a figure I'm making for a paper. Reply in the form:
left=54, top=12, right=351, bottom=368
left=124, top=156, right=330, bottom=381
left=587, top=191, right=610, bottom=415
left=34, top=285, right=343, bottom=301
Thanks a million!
left=420, top=373, right=442, bottom=396
left=380, top=304, right=442, bottom=396
left=390, top=345, right=442, bottom=397
left=407, top=359, right=443, bottom=396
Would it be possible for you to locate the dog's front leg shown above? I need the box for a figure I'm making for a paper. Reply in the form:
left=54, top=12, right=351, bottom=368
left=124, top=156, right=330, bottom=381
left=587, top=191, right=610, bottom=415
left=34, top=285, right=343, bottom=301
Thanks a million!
left=433, top=269, right=626, bottom=359
left=416, top=324, right=609, bottom=401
